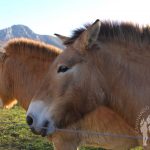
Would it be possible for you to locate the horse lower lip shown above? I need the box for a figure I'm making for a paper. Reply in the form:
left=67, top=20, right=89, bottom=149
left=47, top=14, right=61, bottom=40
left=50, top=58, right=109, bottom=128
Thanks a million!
left=40, top=120, right=49, bottom=137
left=41, top=129, right=47, bottom=137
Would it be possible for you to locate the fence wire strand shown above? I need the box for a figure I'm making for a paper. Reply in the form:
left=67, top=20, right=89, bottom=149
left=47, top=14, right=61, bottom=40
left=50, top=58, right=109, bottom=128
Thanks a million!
left=0, top=121, right=147, bottom=140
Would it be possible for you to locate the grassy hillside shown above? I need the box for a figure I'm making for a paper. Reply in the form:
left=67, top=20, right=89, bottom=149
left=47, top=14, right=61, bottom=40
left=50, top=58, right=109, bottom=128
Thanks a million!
left=0, top=106, right=143, bottom=150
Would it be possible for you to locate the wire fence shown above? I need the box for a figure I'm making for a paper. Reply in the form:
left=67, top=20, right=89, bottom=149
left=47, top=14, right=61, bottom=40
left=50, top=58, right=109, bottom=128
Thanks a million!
left=0, top=121, right=146, bottom=140
left=0, top=107, right=145, bottom=150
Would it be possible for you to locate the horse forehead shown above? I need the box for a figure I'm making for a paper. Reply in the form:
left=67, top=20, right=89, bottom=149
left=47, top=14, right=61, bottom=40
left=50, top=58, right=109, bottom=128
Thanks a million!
left=56, top=49, right=83, bottom=65
left=61, top=49, right=75, bottom=58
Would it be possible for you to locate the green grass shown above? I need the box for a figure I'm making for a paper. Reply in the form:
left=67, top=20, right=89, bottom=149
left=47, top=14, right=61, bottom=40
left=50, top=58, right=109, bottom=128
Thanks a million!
left=0, top=106, right=53, bottom=150
left=0, top=106, right=143, bottom=150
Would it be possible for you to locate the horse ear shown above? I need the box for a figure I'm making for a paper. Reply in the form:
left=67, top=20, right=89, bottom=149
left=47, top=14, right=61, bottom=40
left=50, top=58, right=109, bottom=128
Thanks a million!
left=87, top=19, right=101, bottom=48
left=74, top=19, right=101, bottom=51
left=54, top=33, right=69, bottom=44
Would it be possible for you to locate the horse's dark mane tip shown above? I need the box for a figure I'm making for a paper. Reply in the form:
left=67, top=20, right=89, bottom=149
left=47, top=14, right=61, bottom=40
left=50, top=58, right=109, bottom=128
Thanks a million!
left=65, top=21, right=150, bottom=46
left=5, top=38, right=62, bottom=60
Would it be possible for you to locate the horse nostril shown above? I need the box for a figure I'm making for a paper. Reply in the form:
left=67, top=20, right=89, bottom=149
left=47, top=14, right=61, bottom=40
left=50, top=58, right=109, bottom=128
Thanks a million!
left=26, top=115, right=33, bottom=126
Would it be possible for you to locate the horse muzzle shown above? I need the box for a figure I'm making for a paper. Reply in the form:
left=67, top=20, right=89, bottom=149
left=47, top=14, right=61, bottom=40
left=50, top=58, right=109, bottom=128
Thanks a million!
left=26, top=113, right=55, bottom=137
left=26, top=100, right=56, bottom=137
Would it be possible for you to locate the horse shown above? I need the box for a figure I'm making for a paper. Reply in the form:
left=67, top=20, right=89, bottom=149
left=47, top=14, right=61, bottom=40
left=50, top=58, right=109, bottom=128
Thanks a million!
left=27, top=20, right=150, bottom=148
left=1, top=38, right=139, bottom=150
left=0, top=38, right=61, bottom=109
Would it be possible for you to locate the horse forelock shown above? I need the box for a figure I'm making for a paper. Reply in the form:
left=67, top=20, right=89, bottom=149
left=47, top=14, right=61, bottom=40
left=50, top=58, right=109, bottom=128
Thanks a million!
left=4, top=38, right=62, bottom=60
left=65, top=21, right=150, bottom=47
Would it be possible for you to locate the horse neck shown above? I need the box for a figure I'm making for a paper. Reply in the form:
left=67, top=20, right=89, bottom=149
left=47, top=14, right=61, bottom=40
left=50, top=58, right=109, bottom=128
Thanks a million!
left=11, top=55, right=50, bottom=110
left=93, top=41, right=150, bottom=127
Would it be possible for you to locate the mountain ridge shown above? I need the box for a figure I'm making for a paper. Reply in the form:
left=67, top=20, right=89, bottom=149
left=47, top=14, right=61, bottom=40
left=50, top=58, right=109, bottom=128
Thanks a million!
left=0, top=24, right=64, bottom=49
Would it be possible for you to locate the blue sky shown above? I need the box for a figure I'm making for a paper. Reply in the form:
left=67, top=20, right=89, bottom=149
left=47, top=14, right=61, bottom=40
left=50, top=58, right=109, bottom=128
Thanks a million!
left=0, top=0, right=150, bottom=36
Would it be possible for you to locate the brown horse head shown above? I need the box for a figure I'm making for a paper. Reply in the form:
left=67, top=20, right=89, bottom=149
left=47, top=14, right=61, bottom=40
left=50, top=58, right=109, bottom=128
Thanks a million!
left=26, top=20, right=108, bottom=136
left=27, top=19, right=150, bottom=137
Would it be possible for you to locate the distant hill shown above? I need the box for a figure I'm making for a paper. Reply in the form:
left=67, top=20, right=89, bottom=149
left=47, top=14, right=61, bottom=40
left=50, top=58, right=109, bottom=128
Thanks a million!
left=0, top=25, right=64, bottom=49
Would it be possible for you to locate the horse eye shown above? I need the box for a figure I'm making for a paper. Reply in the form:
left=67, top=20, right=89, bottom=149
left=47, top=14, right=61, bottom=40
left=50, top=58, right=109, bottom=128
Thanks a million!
left=57, top=65, right=70, bottom=73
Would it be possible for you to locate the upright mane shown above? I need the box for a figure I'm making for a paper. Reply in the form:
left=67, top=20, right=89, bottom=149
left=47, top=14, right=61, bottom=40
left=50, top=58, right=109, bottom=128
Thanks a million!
left=5, top=38, right=62, bottom=60
left=65, top=21, right=150, bottom=47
